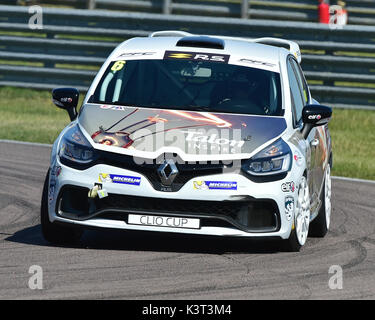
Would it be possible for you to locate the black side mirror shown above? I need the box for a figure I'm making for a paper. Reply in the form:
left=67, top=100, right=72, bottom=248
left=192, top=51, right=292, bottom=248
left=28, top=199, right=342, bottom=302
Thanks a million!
left=301, top=104, right=332, bottom=139
left=52, top=88, right=79, bottom=121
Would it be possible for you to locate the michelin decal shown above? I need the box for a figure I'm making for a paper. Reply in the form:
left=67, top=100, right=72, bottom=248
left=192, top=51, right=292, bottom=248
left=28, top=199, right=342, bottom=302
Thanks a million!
left=193, top=181, right=237, bottom=190
left=99, top=173, right=141, bottom=186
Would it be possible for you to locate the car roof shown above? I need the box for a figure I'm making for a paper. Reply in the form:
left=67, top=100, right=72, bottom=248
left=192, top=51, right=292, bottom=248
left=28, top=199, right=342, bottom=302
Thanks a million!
left=112, top=35, right=289, bottom=68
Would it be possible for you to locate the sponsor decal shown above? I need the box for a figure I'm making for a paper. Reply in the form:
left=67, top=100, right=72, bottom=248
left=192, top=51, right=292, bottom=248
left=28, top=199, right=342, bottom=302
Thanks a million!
left=48, top=184, right=55, bottom=203
left=60, top=97, right=72, bottom=104
left=48, top=164, right=61, bottom=203
left=193, top=180, right=237, bottom=190
left=238, top=58, right=276, bottom=68
left=281, top=181, right=295, bottom=193
left=182, top=131, right=244, bottom=148
left=293, top=149, right=304, bottom=166
left=117, top=52, right=156, bottom=57
left=51, top=165, right=62, bottom=177
left=100, top=105, right=129, bottom=111
left=164, top=50, right=230, bottom=63
left=111, top=175, right=141, bottom=186
left=294, top=50, right=301, bottom=59
left=285, top=196, right=294, bottom=221
left=308, top=114, right=322, bottom=120
left=48, top=178, right=56, bottom=203
left=99, top=173, right=141, bottom=186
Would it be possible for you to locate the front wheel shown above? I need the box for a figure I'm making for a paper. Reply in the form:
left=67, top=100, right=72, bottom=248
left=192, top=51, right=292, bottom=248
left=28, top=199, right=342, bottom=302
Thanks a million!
left=284, top=176, right=311, bottom=252
left=41, top=169, right=83, bottom=245
left=309, top=164, right=332, bottom=237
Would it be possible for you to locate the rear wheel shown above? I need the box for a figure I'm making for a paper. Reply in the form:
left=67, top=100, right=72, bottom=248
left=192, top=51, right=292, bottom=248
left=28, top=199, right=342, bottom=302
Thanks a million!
left=309, top=164, right=332, bottom=237
left=284, top=175, right=310, bottom=252
left=41, top=169, right=83, bottom=245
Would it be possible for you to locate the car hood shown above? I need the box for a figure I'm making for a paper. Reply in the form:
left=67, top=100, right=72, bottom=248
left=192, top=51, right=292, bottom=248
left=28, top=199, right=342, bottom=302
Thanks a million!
left=79, top=104, right=287, bottom=160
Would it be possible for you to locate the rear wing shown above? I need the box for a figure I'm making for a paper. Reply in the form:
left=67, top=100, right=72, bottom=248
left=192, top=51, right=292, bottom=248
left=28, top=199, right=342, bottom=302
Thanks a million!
left=252, top=37, right=301, bottom=63
left=149, top=31, right=302, bottom=63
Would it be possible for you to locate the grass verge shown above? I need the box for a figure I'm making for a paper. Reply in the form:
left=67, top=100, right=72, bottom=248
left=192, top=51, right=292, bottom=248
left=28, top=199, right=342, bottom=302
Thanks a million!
left=0, top=86, right=374, bottom=180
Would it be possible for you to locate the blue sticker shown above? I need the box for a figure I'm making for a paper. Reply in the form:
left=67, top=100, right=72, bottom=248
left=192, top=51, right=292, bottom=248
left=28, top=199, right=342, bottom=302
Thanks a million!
left=99, top=173, right=141, bottom=185
left=193, top=181, right=237, bottom=190
left=110, top=174, right=141, bottom=186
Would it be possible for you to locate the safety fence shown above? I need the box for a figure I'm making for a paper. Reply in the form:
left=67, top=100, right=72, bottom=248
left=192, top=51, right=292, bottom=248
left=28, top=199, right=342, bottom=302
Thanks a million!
left=20, top=0, right=375, bottom=26
left=0, top=4, right=375, bottom=109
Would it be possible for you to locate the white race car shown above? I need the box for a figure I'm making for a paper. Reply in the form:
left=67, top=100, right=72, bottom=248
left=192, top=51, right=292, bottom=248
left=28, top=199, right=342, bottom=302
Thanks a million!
left=41, top=31, right=332, bottom=251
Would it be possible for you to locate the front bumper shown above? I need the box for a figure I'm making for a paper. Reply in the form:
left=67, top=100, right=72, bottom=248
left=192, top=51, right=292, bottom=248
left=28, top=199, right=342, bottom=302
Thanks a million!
left=48, top=159, right=300, bottom=239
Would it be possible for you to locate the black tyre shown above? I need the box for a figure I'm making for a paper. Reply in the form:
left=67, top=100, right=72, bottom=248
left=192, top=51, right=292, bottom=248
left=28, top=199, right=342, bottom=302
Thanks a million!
left=283, top=228, right=302, bottom=252
left=41, top=169, right=83, bottom=245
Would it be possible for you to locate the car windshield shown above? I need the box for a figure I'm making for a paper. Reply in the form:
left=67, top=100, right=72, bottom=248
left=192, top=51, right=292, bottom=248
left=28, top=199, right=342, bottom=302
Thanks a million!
left=90, top=59, right=283, bottom=116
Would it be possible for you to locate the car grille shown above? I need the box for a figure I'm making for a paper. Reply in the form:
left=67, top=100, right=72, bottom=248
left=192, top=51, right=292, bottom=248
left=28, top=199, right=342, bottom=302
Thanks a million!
left=96, top=151, right=232, bottom=192
left=98, top=194, right=245, bottom=217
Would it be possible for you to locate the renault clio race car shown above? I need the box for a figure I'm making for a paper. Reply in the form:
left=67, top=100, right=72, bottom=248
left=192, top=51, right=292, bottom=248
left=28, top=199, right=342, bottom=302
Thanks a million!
left=41, top=31, right=332, bottom=251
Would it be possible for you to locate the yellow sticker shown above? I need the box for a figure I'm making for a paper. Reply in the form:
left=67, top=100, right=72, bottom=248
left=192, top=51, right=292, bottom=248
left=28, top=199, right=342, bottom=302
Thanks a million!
left=99, top=173, right=111, bottom=183
left=111, top=60, right=126, bottom=72
left=303, top=89, right=308, bottom=102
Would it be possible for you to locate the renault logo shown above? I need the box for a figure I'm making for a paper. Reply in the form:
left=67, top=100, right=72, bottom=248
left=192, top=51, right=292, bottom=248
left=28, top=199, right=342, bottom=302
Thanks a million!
left=167, top=53, right=192, bottom=59
left=157, top=159, right=179, bottom=186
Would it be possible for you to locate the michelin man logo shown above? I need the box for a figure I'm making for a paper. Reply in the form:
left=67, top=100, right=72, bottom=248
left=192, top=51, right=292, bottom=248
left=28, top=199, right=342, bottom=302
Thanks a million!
left=99, top=173, right=112, bottom=183
left=193, top=181, right=209, bottom=190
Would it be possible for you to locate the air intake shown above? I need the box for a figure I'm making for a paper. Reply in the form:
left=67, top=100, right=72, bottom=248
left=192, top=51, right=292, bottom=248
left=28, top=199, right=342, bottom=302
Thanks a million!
left=176, top=36, right=225, bottom=50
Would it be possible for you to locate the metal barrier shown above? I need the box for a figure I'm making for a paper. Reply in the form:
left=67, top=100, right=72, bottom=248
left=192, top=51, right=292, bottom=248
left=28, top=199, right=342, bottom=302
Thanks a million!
left=0, top=4, right=375, bottom=109
left=31, top=0, right=375, bottom=25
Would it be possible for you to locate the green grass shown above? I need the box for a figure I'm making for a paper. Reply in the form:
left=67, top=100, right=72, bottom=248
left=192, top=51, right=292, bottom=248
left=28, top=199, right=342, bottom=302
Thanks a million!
left=0, top=87, right=374, bottom=180
left=0, top=87, right=80, bottom=144
left=329, top=108, right=375, bottom=180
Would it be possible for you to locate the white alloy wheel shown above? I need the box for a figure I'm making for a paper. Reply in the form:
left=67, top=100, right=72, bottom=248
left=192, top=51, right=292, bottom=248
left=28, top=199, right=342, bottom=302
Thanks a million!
left=324, top=165, right=332, bottom=230
left=295, top=176, right=310, bottom=246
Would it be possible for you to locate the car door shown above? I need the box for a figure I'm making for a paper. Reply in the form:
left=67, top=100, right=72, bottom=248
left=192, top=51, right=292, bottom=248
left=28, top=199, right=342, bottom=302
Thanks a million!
left=286, top=57, right=319, bottom=204
left=290, top=58, right=327, bottom=198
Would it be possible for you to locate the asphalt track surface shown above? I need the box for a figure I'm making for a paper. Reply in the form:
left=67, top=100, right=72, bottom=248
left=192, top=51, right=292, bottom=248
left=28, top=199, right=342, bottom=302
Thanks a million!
left=0, top=141, right=375, bottom=300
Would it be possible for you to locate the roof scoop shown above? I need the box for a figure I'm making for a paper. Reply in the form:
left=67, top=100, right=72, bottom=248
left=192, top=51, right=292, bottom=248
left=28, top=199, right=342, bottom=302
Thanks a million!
left=176, top=36, right=225, bottom=50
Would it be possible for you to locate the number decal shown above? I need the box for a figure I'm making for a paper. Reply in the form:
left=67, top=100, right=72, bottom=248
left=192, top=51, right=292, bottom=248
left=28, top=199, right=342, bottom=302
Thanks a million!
left=111, top=60, right=126, bottom=72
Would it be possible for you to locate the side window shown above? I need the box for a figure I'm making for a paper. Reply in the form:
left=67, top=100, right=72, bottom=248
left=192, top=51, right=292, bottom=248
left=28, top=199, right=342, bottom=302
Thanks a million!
left=290, top=58, right=309, bottom=105
left=287, top=59, right=304, bottom=125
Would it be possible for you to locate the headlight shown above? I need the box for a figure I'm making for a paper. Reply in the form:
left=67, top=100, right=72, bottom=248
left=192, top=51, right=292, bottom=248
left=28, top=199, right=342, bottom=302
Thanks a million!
left=59, top=124, right=98, bottom=166
left=242, top=138, right=291, bottom=176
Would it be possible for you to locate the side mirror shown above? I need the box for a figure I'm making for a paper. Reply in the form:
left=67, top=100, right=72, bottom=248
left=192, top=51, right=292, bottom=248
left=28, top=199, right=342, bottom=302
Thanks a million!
left=301, top=104, right=332, bottom=139
left=52, top=88, right=79, bottom=121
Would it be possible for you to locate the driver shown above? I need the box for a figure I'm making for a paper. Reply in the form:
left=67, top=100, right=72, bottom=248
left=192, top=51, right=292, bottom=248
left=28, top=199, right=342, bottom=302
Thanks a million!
left=217, top=70, right=263, bottom=112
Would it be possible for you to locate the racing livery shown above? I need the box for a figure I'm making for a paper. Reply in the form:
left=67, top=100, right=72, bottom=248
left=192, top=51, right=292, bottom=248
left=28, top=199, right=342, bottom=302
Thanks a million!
left=41, top=31, right=332, bottom=251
